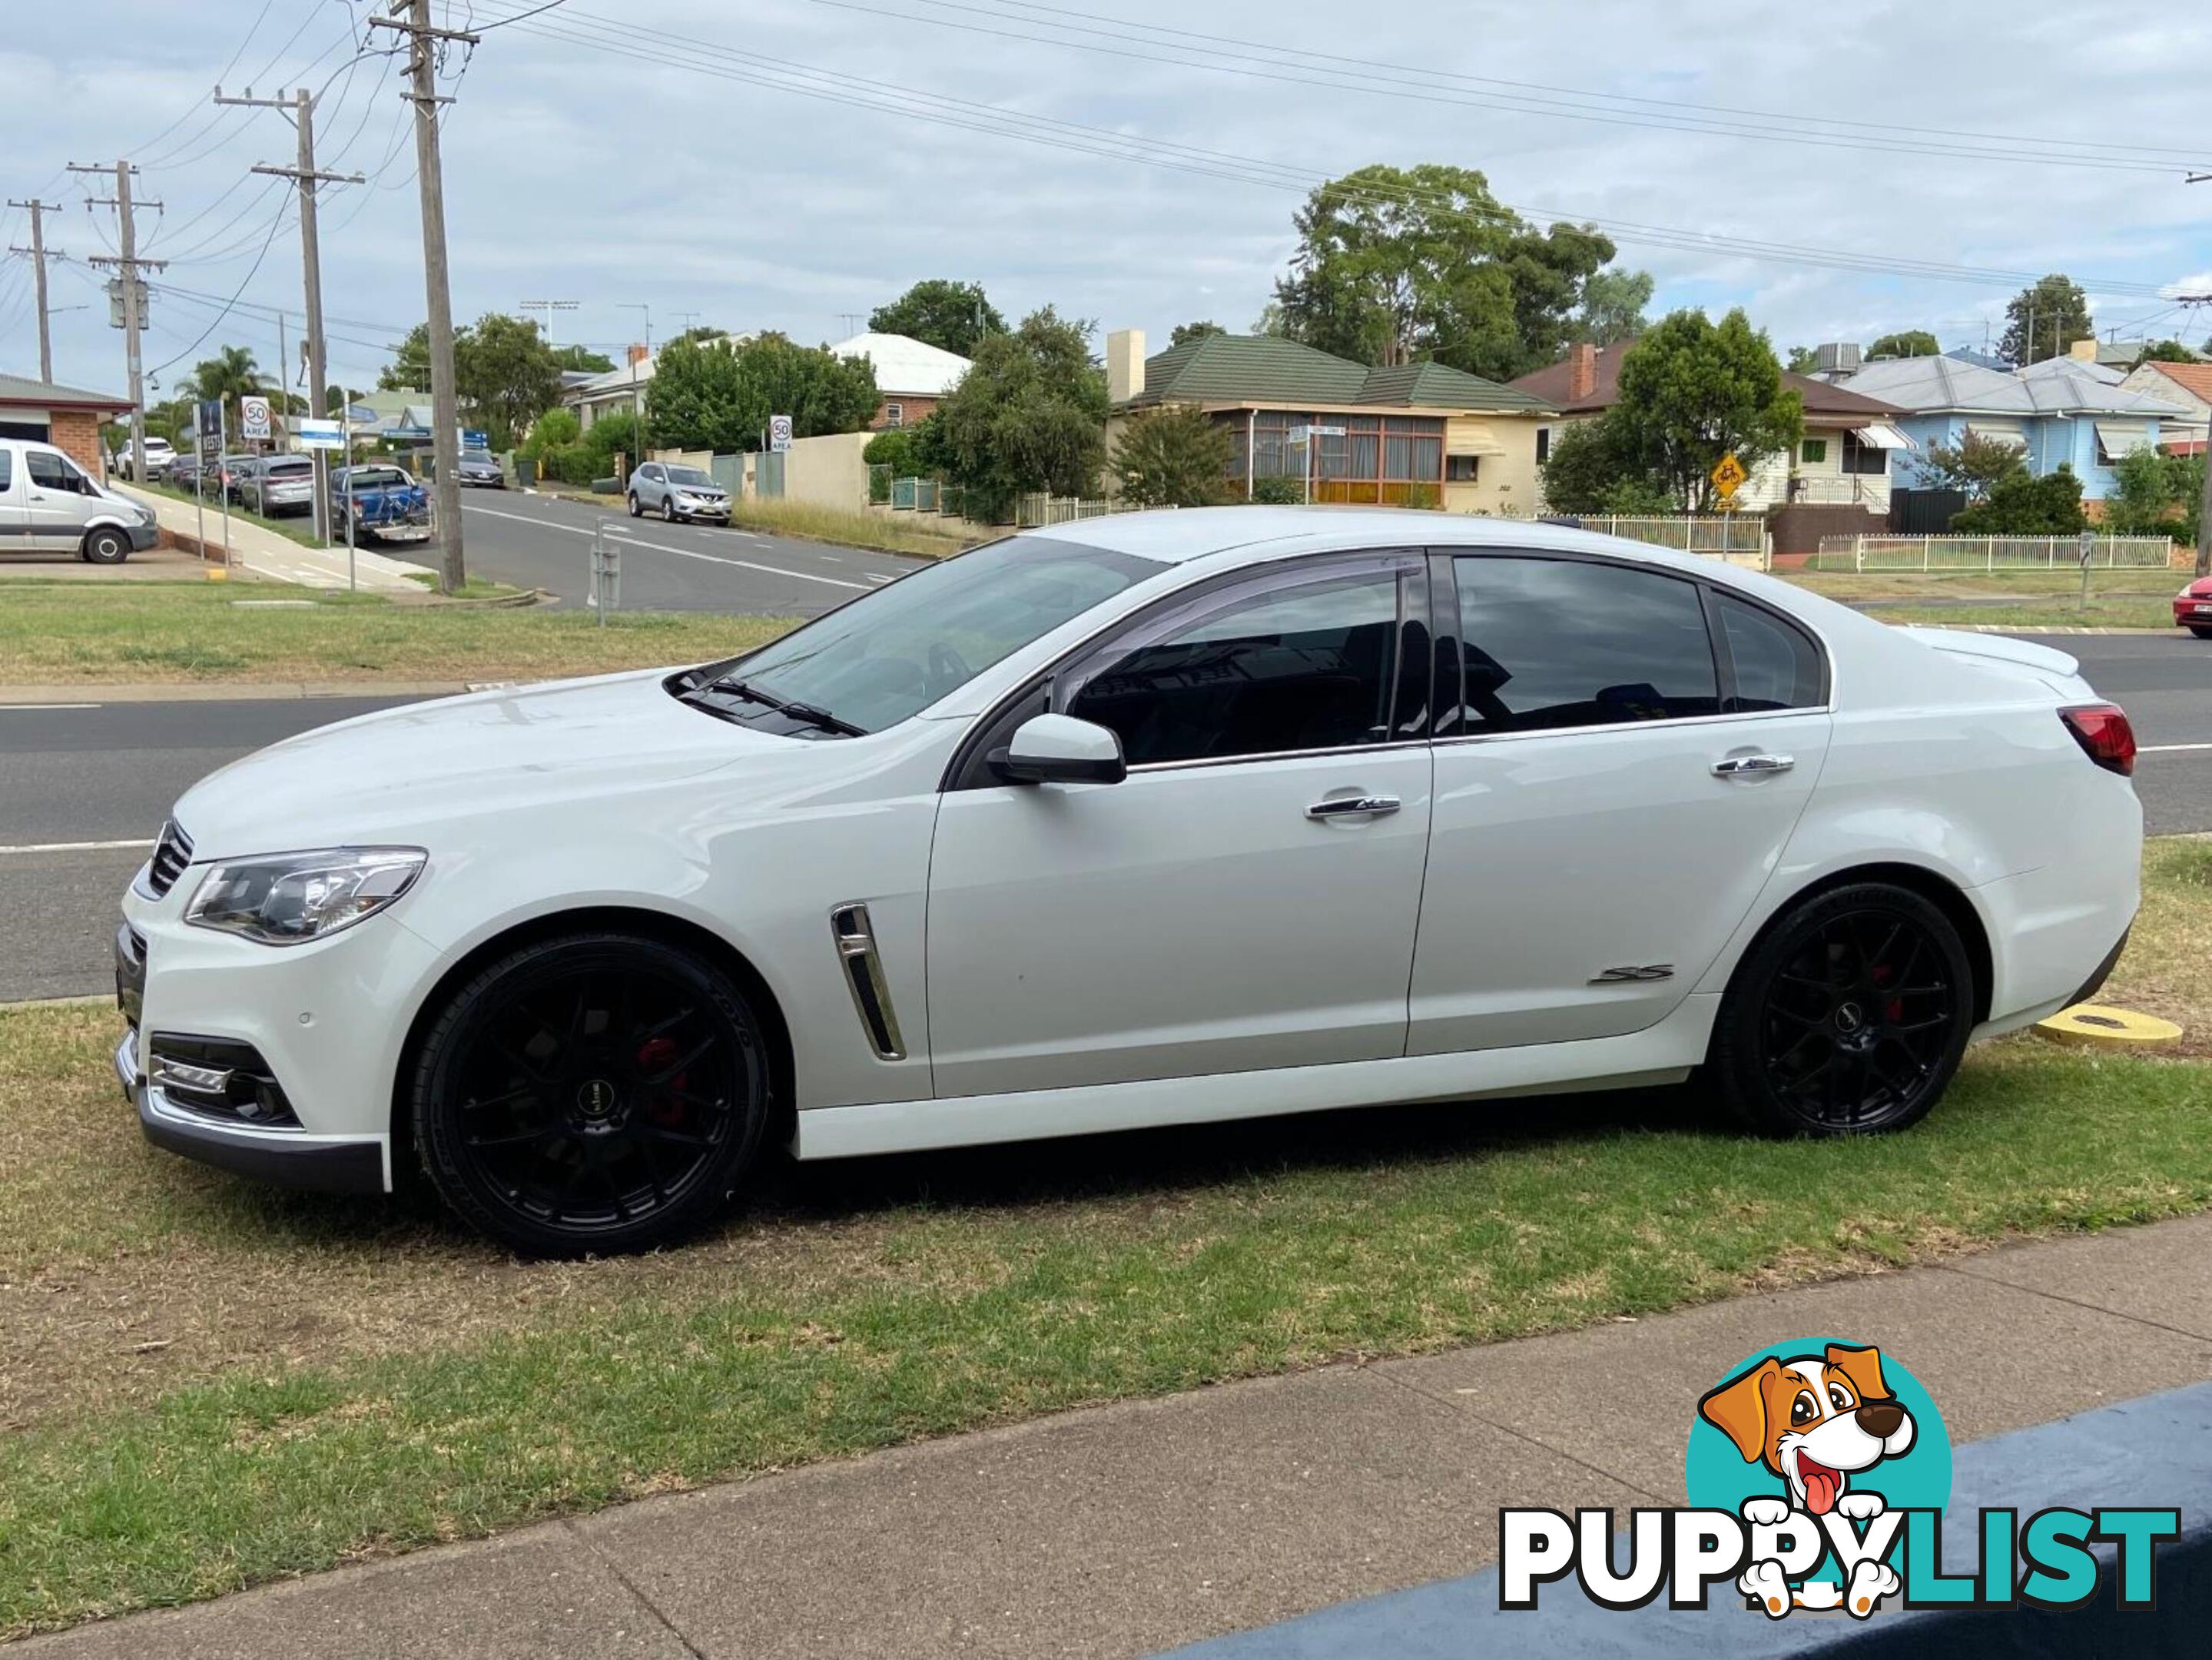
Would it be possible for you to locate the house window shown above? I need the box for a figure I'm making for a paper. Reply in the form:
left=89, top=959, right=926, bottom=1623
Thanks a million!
left=1445, top=454, right=1481, bottom=483
left=1800, top=437, right=1829, bottom=465
left=883, top=402, right=905, bottom=429
left=1535, top=427, right=1550, bottom=464
left=1840, top=431, right=1887, bottom=475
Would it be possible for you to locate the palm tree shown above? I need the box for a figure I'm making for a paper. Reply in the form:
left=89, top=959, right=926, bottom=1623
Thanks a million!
left=179, top=345, right=267, bottom=439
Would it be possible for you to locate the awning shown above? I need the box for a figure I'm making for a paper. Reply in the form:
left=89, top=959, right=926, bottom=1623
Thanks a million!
left=2094, top=421, right=2154, bottom=463
left=1448, top=423, right=1507, bottom=457
left=1963, top=422, right=2027, bottom=450
left=1851, top=422, right=1914, bottom=450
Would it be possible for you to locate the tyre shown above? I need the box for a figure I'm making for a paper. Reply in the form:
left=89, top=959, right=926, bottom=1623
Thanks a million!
left=663, top=494, right=679, bottom=523
left=411, top=931, right=771, bottom=1257
left=2189, top=625, right=2212, bottom=639
left=627, top=492, right=643, bottom=518
left=1708, top=883, right=1973, bottom=1138
left=81, top=526, right=131, bottom=565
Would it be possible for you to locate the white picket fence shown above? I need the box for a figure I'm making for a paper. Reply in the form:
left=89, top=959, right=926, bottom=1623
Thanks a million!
left=1574, top=514, right=1773, bottom=569
left=1812, top=534, right=2176, bottom=573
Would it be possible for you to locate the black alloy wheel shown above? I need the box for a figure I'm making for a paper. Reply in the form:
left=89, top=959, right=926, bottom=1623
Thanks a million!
left=82, top=526, right=131, bottom=564
left=413, top=933, right=771, bottom=1256
left=2189, top=625, right=2212, bottom=639
left=1710, top=884, right=1973, bottom=1137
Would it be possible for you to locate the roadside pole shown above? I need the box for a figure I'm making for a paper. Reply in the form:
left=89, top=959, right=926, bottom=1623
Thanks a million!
left=218, top=404, right=233, bottom=569
left=2079, top=526, right=2095, bottom=614
left=2197, top=440, right=2212, bottom=579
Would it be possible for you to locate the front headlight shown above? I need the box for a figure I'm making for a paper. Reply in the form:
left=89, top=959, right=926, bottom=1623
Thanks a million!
left=184, top=848, right=426, bottom=946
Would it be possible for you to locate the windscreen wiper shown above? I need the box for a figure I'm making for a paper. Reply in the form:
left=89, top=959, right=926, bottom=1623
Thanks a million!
left=701, top=675, right=867, bottom=737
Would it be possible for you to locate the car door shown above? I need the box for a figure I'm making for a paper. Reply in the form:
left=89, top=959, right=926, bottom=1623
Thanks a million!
left=926, top=551, right=1436, bottom=1099
left=0, top=447, right=27, bottom=551
left=20, top=447, right=95, bottom=551
left=1408, top=551, right=1832, bottom=1054
left=639, top=463, right=665, bottom=509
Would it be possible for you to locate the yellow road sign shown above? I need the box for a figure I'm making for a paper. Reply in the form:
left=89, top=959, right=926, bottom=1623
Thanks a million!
left=1710, top=453, right=1747, bottom=499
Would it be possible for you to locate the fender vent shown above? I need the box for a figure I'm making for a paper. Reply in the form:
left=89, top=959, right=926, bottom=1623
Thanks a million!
left=830, top=904, right=907, bottom=1061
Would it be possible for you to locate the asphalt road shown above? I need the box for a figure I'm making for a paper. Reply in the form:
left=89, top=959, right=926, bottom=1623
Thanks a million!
left=4, top=635, right=2207, bottom=1004
left=455, top=488, right=924, bottom=614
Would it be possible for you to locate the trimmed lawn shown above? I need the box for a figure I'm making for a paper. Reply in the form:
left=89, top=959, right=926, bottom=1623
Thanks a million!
left=0, top=580, right=790, bottom=684
left=1777, top=567, right=2185, bottom=632
left=0, top=841, right=2204, bottom=1635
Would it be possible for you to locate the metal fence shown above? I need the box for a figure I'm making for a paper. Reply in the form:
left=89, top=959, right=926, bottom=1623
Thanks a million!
left=1810, top=534, right=2177, bottom=572
left=871, top=466, right=967, bottom=519
left=1573, top=514, right=1772, bottom=569
left=1015, top=493, right=1157, bottom=528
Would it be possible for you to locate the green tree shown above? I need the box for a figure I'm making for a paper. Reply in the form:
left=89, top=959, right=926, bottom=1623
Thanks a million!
left=1952, top=465, right=2086, bottom=534
left=1537, top=418, right=1679, bottom=513
left=2104, top=447, right=2204, bottom=542
left=1569, top=267, right=1653, bottom=347
left=1868, top=330, right=1941, bottom=360
left=1784, top=345, right=1821, bottom=374
left=453, top=313, right=565, bottom=450
left=667, top=325, right=729, bottom=349
left=1111, top=404, right=1235, bottom=506
left=379, top=324, right=430, bottom=392
left=179, top=344, right=267, bottom=437
left=1250, top=301, right=1288, bottom=337
left=1272, top=163, right=1616, bottom=380
left=918, top=307, right=1108, bottom=523
left=1603, top=308, right=1801, bottom=510
left=2134, top=339, right=2199, bottom=367
left=552, top=344, right=615, bottom=373
left=519, top=407, right=581, bottom=458
left=868, top=280, right=1005, bottom=357
left=1170, top=320, right=1227, bottom=347
left=2000, top=274, right=2091, bottom=366
left=1913, top=432, right=2028, bottom=501
left=647, top=333, right=879, bottom=453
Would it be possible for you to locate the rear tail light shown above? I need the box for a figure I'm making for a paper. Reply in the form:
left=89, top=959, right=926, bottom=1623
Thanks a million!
left=2060, top=704, right=2136, bottom=777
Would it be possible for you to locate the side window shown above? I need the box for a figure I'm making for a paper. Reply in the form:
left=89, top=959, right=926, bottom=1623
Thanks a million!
left=0, top=450, right=11, bottom=491
left=25, top=450, right=71, bottom=490
left=1447, top=555, right=1720, bottom=735
left=1714, top=593, right=1825, bottom=712
left=1065, top=566, right=1407, bottom=766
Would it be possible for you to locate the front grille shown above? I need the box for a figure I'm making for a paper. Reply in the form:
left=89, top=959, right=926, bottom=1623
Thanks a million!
left=144, top=819, right=194, bottom=899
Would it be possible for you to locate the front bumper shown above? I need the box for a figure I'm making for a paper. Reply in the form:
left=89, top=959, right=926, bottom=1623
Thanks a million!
left=128, top=521, right=159, bottom=550
left=115, top=1029, right=386, bottom=1193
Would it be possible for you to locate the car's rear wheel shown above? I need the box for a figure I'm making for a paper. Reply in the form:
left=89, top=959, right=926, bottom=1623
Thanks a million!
left=412, top=932, right=771, bottom=1257
left=627, top=492, right=642, bottom=518
left=81, top=526, right=131, bottom=564
left=1710, top=884, right=1972, bottom=1138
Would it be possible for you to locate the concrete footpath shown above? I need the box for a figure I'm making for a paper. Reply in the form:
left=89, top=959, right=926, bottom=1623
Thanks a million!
left=116, top=484, right=433, bottom=593
left=22, top=1215, right=2212, bottom=1659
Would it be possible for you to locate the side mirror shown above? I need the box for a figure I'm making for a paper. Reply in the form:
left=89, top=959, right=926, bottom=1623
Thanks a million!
left=989, top=713, right=1126, bottom=786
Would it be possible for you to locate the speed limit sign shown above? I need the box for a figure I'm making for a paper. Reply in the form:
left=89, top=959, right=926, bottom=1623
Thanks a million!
left=239, top=396, right=273, bottom=443
left=769, top=413, right=793, bottom=453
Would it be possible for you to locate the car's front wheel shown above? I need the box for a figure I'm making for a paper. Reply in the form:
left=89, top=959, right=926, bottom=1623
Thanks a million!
left=663, top=495, right=679, bottom=522
left=1708, top=883, right=1973, bottom=1138
left=411, top=931, right=771, bottom=1257
left=627, top=492, right=642, bottom=518
left=2189, top=624, right=2212, bottom=639
left=81, top=526, right=132, bottom=564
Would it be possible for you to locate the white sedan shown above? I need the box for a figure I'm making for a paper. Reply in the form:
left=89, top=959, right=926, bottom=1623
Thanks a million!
left=114, top=509, right=2143, bottom=1255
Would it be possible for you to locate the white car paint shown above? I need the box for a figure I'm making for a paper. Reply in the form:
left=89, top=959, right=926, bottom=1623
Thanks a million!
left=116, top=508, right=2141, bottom=1210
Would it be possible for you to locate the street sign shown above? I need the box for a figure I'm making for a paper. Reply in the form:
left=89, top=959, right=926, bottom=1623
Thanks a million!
left=1290, top=424, right=1346, bottom=441
left=296, top=417, right=345, bottom=453
left=461, top=428, right=490, bottom=451
left=769, top=413, right=793, bottom=453
left=239, top=396, right=273, bottom=443
left=1710, top=452, right=1747, bottom=500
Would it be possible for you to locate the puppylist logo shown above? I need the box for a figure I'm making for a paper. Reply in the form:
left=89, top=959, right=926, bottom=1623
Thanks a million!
left=1500, top=1339, right=2181, bottom=1619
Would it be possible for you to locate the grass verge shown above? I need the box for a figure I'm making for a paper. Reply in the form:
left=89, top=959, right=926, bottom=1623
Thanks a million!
left=1, top=842, right=2204, bottom=1635
left=138, top=480, right=324, bottom=552
left=532, top=482, right=979, bottom=559
left=0, top=579, right=790, bottom=684
left=1776, top=567, right=2184, bottom=631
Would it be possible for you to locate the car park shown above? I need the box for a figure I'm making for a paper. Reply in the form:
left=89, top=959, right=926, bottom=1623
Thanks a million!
left=2177, top=574, right=2212, bottom=639
left=627, top=460, right=730, bottom=523
left=114, top=508, right=2142, bottom=1257
left=0, top=437, right=159, bottom=563
left=240, top=454, right=316, bottom=517
left=456, top=452, right=506, bottom=488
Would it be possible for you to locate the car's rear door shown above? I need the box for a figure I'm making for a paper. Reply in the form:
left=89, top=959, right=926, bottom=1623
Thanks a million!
left=1408, top=550, right=1832, bottom=1054
left=0, top=449, right=25, bottom=552
left=21, top=447, right=93, bottom=550
left=926, top=551, right=1436, bottom=1098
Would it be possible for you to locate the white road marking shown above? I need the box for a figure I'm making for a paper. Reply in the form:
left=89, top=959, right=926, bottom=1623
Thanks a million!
left=460, top=503, right=867, bottom=589
left=0, top=838, right=153, bottom=855
left=0, top=702, right=102, bottom=711
left=2140, top=742, right=2212, bottom=754
left=864, top=573, right=895, bottom=584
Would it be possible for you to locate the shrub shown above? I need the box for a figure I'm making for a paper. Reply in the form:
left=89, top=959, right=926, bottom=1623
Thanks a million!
left=1251, top=476, right=1304, bottom=506
left=1951, top=465, right=2086, bottom=535
left=1110, top=405, right=1235, bottom=507
left=522, top=407, right=581, bottom=457
left=1403, top=481, right=1440, bottom=510
left=864, top=427, right=920, bottom=473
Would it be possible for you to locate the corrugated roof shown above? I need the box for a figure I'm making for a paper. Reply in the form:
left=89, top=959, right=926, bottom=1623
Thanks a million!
left=0, top=371, right=133, bottom=409
left=1133, top=334, right=1546, bottom=413
left=1842, top=354, right=2187, bottom=417
left=1507, top=341, right=1902, bottom=419
left=826, top=331, right=971, bottom=397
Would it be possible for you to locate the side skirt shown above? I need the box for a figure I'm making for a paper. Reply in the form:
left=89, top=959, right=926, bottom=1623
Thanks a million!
left=794, top=994, right=1722, bottom=1161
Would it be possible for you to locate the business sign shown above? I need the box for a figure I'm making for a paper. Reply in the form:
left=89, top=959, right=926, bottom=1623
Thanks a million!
left=194, top=398, right=224, bottom=459
left=295, top=417, right=345, bottom=453
left=462, top=428, right=490, bottom=451
left=239, top=396, right=274, bottom=443
left=769, top=413, right=793, bottom=453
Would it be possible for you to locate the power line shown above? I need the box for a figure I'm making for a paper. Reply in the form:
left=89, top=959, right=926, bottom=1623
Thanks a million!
left=143, top=210, right=290, bottom=378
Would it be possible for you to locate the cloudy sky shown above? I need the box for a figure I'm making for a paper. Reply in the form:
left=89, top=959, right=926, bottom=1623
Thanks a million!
left=3, top=0, right=2207, bottom=399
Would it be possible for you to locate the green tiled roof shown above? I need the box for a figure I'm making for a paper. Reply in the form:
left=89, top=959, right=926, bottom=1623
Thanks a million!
left=1129, top=335, right=1552, bottom=413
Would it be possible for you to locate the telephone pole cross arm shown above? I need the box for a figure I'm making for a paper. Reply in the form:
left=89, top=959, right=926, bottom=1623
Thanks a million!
left=6, top=198, right=65, bottom=383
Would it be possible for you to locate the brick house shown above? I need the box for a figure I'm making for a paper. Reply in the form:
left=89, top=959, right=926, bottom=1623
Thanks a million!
left=825, top=332, right=972, bottom=430
left=0, top=372, right=137, bottom=476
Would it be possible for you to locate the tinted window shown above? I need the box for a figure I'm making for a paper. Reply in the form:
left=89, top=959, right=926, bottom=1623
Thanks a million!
left=0, top=450, right=10, bottom=491
left=1716, top=593, right=1823, bottom=712
left=1448, top=556, right=1719, bottom=734
left=1066, top=567, right=1402, bottom=766
left=642, top=464, right=663, bottom=481
left=25, top=450, right=72, bottom=489
left=267, top=459, right=312, bottom=478
left=666, top=465, right=712, bottom=486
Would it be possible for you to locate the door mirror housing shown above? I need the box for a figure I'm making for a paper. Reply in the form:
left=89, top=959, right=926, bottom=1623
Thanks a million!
left=989, top=713, right=1126, bottom=786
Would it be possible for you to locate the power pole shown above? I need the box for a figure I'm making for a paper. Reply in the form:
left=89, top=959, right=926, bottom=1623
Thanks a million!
left=370, top=0, right=476, bottom=593
left=69, top=161, right=164, bottom=485
left=217, top=87, right=365, bottom=543
left=6, top=198, right=64, bottom=383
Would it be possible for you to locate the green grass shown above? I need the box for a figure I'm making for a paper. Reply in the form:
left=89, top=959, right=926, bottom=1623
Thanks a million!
left=1774, top=567, right=2186, bottom=631
left=728, top=496, right=977, bottom=559
left=0, top=579, right=791, bottom=684
left=2, top=842, right=2206, bottom=1635
left=139, top=480, right=326, bottom=551
left=1862, top=598, right=2180, bottom=630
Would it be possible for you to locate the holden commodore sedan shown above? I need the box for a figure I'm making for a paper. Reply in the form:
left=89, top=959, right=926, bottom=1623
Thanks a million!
left=2176, top=573, right=2212, bottom=638
left=114, top=509, right=2142, bottom=1256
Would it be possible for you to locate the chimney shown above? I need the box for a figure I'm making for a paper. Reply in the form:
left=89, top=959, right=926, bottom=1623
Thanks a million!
left=1106, top=328, right=1146, bottom=404
left=1567, top=342, right=1597, bottom=403
left=2068, top=337, right=2098, bottom=363
left=627, top=343, right=649, bottom=367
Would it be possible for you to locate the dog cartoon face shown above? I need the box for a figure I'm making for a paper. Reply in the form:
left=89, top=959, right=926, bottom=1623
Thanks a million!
left=1697, top=1343, right=1915, bottom=1516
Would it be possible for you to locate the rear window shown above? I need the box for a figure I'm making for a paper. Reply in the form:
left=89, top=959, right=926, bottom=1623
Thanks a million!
left=344, top=468, right=409, bottom=489
left=267, top=459, right=312, bottom=478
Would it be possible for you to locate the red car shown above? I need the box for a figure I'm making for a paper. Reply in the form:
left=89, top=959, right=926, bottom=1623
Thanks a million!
left=2177, top=574, right=2212, bottom=639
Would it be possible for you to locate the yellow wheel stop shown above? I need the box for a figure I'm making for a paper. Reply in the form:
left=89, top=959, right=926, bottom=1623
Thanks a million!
left=2034, top=1004, right=2184, bottom=1049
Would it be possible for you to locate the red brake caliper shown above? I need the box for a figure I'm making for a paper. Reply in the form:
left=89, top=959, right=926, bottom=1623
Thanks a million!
left=635, top=1036, right=687, bottom=1127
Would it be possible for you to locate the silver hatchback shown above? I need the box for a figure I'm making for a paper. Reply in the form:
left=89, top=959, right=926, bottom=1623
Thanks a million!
left=626, top=460, right=731, bottom=524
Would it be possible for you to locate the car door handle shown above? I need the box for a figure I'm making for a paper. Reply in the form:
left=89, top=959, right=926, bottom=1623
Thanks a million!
left=1306, top=795, right=1401, bottom=820
left=1712, top=753, right=1795, bottom=778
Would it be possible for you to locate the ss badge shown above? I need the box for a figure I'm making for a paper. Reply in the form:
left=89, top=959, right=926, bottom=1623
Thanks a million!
left=1589, top=964, right=1675, bottom=984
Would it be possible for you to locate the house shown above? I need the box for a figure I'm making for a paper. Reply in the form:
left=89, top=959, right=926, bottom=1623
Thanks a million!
left=824, top=331, right=970, bottom=430
left=0, top=372, right=137, bottom=476
left=1834, top=353, right=2187, bottom=499
left=1509, top=342, right=1913, bottom=513
left=564, top=345, right=657, bottom=431
left=2117, top=357, right=2212, bottom=453
left=1106, top=330, right=1555, bottom=513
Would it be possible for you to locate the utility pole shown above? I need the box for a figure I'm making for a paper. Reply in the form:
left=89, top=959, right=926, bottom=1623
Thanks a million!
left=217, top=86, right=364, bottom=543
left=6, top=198, right=64, bottom=383
left=370, top=0, right=476, bottom=592
left=69, top=161, right=164, bottom=485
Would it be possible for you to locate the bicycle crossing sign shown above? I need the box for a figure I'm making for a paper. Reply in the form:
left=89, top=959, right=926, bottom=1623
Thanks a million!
left=1710, top=452, right=1747, bottom=500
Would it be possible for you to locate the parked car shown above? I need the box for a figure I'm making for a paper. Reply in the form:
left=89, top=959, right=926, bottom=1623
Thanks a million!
left=168, top=450, right=205, bottom=493
left=114, top=509, right=2144, bottom=1256
left=2176, top=574, right=2212, bottom=639
left=330, top=464, right=430, bottom=544
left=216, top=454, right=257, bottom=503
left=0, top=437, right=159, bottom=563
left=626, top=460, right=729, bottom=523
left=241, top=455, right=316, bottom=517
left=456, top=452, right=506, bottom=489
left=138, top=437, right=176, bottom=477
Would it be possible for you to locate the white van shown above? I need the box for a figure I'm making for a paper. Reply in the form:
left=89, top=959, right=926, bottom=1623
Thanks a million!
left=0, top=438, right=160, bottom=563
